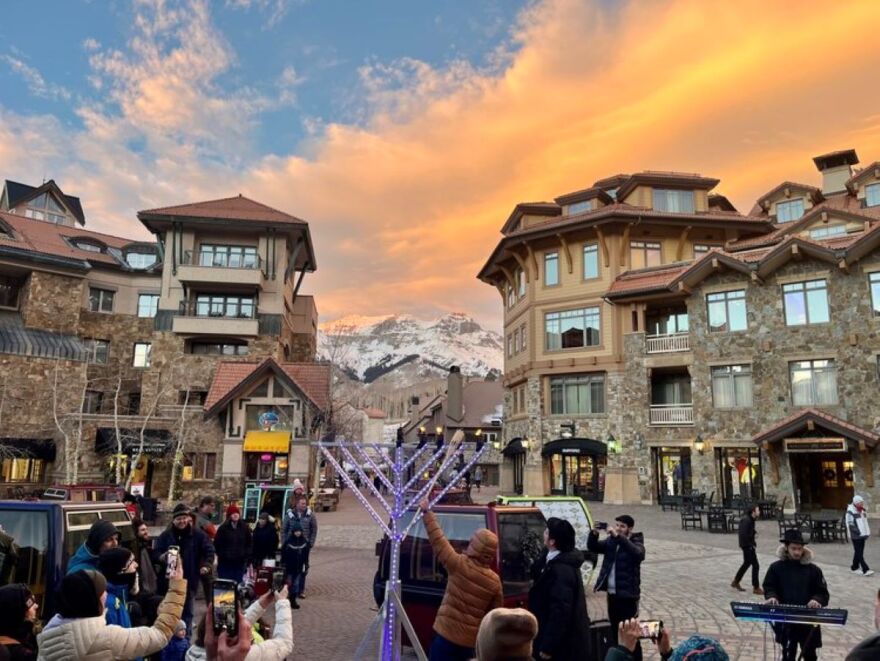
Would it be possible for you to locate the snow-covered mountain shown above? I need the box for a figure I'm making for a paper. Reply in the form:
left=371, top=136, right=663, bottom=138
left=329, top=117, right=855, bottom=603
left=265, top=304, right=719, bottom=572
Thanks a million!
left=318, top=313, right=503, bottom=385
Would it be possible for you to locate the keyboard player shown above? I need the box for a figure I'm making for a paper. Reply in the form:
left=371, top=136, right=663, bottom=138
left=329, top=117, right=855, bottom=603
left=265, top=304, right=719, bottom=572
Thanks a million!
left=762, top=529, right=830, bottom=661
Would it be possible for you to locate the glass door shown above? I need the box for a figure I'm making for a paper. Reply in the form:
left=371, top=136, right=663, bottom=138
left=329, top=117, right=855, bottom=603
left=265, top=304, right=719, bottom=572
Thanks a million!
left=655, top=447, right=692, bottom=499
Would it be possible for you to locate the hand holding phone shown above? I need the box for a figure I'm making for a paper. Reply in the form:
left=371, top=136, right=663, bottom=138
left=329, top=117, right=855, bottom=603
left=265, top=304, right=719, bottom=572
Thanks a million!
left=638, top=620, right=663, bottom=640
left=165, top=546, right=180, bottom=578
left=595, top=521, right=608, bottom=531
left=212, top=579, right=240, bottom=638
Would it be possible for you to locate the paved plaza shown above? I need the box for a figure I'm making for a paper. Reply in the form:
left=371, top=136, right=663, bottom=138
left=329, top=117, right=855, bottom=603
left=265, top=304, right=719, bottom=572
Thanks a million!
left=239, top=488, right=879, bottom=660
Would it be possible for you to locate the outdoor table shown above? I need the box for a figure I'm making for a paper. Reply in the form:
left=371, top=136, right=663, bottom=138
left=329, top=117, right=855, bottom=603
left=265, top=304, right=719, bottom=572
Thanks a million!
left=807, top=513, right=841, bottom=543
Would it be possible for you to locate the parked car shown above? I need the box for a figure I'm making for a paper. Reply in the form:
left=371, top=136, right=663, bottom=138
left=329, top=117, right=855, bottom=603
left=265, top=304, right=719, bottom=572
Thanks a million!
left=496, top=494, right=597, bottom=584
left=373, top=502, right=546, bottom=651
left=0, top=500, right=134, bottom=618
left=40, top=484, right=125, bottom=502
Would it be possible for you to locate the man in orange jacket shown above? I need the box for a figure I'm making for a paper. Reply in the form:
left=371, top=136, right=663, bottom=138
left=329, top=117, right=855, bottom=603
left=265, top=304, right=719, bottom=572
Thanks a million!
left=420, top=498, right=503, bottom=661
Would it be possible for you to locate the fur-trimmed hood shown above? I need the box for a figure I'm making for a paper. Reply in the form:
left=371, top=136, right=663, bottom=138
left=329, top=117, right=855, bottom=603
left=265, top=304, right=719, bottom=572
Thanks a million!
left=776, top=544, right=814, bottom=563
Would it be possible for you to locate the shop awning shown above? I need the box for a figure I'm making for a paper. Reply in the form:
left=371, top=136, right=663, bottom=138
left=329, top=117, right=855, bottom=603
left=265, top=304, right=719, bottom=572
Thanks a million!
left=502, top=438, right=526, bottom=457
left=95, top=428, right=173, bottom=456
left=243, top=431, right=291, bottom=453
left=0, top=438, right=56, bottom=461
left=541, top=437, right=607, bottom=457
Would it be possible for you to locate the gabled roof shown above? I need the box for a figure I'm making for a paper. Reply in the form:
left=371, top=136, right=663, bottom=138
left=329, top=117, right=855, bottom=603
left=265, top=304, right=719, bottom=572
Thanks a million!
left=615, top=171, right=719, bottom=201
left=752, top=181, right=823, bottom=212
left=3, top=179, right=85, bottom=225
left=500, top=202, right=560, bottom=235
left=554, top=187, right=614, bottom=207
left=752, top=408, right=879, bottom=448
left=138, top=195, right=307, bottom=226
left=605, top=263, right=691, bottom=298
left=813, top=148, right=859, bottom=171
left=708, top=193, right=737, bottom=212
left=204, top=357, right=331, bottom=418
left=847, top=161, right=880, bottom=188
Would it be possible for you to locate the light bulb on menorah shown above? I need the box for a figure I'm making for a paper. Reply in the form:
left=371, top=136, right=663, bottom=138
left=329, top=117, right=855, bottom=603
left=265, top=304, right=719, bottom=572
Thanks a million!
left=317, top=428, right=487, bottom=661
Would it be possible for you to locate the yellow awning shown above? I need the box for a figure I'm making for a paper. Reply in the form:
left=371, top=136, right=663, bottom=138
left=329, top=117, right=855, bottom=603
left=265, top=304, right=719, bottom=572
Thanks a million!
left=243, top=431, right=291, bottom=453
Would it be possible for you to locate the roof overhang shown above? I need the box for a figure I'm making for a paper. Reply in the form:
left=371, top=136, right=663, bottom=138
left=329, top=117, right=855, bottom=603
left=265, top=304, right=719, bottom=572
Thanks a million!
left=500, top=202, right=561, bottom=235
left=541, top=437, right=608, bottom=457
left=752, top=409, right=879, bottom=449
left=755, top=237, right=838, bottom=279
left=615, top=172, right=720, bottom=200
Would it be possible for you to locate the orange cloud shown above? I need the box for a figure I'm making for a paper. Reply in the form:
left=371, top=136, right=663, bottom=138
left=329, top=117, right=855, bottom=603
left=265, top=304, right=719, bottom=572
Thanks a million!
left=239, top=0, right=880, bottom=327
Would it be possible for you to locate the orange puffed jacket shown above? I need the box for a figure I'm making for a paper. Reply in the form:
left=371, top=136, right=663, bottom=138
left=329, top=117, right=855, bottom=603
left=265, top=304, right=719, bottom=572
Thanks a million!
left=423, top=510, right=504, bottom=648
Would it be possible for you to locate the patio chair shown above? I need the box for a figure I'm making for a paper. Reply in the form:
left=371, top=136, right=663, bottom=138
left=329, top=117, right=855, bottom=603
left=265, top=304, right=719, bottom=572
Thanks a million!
left=681, top=506, right=703, bottom=531
left=828, top=514, right=849, bottom=544
left=707, top=507, right=727, bottom=533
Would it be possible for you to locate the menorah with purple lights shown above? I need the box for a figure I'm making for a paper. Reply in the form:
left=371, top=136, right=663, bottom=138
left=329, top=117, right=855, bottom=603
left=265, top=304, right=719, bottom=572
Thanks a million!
left=317, top=429, right=488, bottom=661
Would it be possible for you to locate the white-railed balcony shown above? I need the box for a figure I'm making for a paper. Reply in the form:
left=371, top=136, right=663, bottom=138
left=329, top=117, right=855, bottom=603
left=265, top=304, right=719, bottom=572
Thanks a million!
left=645, top=332, right=690, bottom=354
left=649, top=404, right=694, bottom=426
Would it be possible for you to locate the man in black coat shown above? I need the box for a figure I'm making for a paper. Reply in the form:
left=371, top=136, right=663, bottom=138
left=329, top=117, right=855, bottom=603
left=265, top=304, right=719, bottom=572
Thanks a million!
left=763, top=529, right=830, bottom=661
left=731, top=505, right=763, bottom=594
left=587, top=514, right=646, bottom=660
left=528, top=517, right=590, bottom=661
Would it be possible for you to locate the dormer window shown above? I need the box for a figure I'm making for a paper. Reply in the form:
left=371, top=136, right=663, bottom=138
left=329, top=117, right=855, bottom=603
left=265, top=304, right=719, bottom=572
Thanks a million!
left=73, top=240, right=104, bottom=253
left=605, top=188, right=618, bottom=200
left=126, top=251, right=158, bottom=269
left=652, top=189, right=694, bottom=213
left=567, top=200, right=592, bottom=215
left=25, top=192, right=66, bottom=224
left=809, top=225, right=847, bottom=240
left=866, top=183, right=880, bottom=208
left=775, top=198, right=804, bottom=223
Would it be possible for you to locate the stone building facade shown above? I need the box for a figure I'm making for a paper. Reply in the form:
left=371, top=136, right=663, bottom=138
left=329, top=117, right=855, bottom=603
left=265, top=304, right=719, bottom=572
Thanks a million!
left=0, top=179, right=328, bottom=503
left=480, top=148, right=880, bottom=513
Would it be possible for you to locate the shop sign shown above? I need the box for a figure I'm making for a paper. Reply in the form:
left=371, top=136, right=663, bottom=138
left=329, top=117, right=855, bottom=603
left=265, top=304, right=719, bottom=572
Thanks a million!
left=561, top=448, right=581, bottom=455
left=259, top=410, right=281, bottom=431
left=783, top=438, right=847, bottom=453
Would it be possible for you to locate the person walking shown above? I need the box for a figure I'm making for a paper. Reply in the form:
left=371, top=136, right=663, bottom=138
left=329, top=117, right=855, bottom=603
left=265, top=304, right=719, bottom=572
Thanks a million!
left=155, top=503, right=216, bottom=635
left=474, top=466, right=483, bottom=492
left=215, top=504, right=253, bottom=582
left=587, top=515, right=646, bottom=660
left=36, top=565, right=187, bottom=661
left=251, top=513, right=279, bottom=567
left=527, top=518, right=590, bottom=661
left=280, top=520, right=308, bottom=610
left=0, top=583, right=39, bottom=661
left=282, top=495, right=317, bottom=598
left=731, top=505, right=764, bottom=594
left=67, top=519, right=120, bottom=574
left=419, top=498, right=503, bottom=660
left=846, top=495, right=874, bottom=576
left=763, top=529, right=830, bottom=661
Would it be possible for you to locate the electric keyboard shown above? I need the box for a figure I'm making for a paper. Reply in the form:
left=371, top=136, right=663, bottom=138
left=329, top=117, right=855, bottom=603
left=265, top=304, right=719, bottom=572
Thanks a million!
left=731, top=601, right=847, bottom=626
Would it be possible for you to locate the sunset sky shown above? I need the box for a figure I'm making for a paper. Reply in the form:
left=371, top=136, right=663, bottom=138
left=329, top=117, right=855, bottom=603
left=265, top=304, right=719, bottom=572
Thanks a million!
left=2, top=0, right=880, bottom=329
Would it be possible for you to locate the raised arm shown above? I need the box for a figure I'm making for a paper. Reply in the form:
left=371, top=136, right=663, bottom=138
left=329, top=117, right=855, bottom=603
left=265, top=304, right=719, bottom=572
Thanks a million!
left=105, top=575, right=187, bottom=658
left=420, top=506, right=462, bottom=574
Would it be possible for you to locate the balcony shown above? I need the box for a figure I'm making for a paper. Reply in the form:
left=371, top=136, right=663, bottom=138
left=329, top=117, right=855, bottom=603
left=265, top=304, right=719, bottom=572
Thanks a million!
left=646, top=332, right=690, bottom=354
left=172, top=315, right=259, bottom=336
left=176, top=251, right=265, bottom=288
left=649, top=404, right=694, bottom=426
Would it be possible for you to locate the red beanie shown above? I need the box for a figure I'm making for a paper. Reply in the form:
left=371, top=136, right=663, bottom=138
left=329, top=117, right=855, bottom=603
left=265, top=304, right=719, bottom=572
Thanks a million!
left=226, top=503, right=240, bottom=517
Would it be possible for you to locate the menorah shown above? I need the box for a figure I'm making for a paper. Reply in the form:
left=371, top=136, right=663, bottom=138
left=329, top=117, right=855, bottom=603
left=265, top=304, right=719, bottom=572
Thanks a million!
left=317, top=430, right=488, bottom=661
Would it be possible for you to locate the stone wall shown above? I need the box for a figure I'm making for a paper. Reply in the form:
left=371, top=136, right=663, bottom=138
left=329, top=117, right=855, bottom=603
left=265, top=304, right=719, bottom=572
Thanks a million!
left=20, top=271, right=84, bottom=333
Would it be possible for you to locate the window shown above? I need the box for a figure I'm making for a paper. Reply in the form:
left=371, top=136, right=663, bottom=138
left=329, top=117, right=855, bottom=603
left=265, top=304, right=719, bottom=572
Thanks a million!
left=194, top=294, right=255, bottom=318
left=583, top=244, right=599, bottom=279
left=1, top=457, right=45, bottom=483
left=24, top=192, right=66, bottom=224
left=776, top=198, right=805, bottom=223
left=126, top=252, right=157, bottom=269
left=544, top=252, right=559, bottom=286
left=511, top=385, right=526, bottom=415
left=507, top=334, right=514, bottom=358
left=567, top=200, right=592, bottom=215
left=545, top=307, right=601, bottom=350
left=497, top=512, right=547, bottom=592
left=127, top=393, right=141, bottom=416
left=783, top=279, right=829, bottom=326
left=865, top=183, right=880, bottom=208
left=694, top=244, right=721, bottom=257
left=133, top=342, right=152, bottom=368
left=199, top=244, right=258, bottom=269
left=179, top=390, right=208, bottom=406
left=137, top=294, right=159, bottom=318
left=83, top=338, right=110, bottom=364
left=711, top=365, right=753, bottom=408
left=0, top=510, right=49, bottom=615
left=245, top=405, right=296, bottom=432
left=513, top=328, right=521, bottom=354
left=189, top=342, right=249, bottom=356
left=74, top=241, right=103, bottom=253
left=653, top=189, right=695, bottom=213
left=506, top=284, right=515, bottom=309
left=88, top=287, right=115, bottom=313
left=0, top=276, right=22, bottom=309
left=520, top=324, right=527, bottom=352
left=790, top=359, right=837, bottom=406
left=182, top=453, right=217, bottom=481
left=516, top=268, right=526, bottom=299
left=809, top=225, right=846, bottom=240
left=870, top=272, right=880, bottom=316
left=549, top=373, right=606, bottom=414
left=707, top=289, right=747, bottom=332
left=83, top=390, right=104, bottom=414
left=629, top=241, right=661, bottom=269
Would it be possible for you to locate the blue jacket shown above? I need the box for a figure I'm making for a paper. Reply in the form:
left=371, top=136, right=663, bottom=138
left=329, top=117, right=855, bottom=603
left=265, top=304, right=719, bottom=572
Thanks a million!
left=160, top=635, right=190, bottom=661
left=66, top=542, right=99, bottom=574
left=104, top=582, right=133, bottom=628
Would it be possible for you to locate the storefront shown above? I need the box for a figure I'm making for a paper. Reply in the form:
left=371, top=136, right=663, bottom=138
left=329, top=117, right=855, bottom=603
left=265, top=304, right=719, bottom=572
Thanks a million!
left=0, top=438, right=55, bottom=497
left=653, top=446, right=692, bottom=500
left=715, top=446, right=763, bottom=504
left=785, top=438, right=854, bottom=511
left=242, top=409, right=292, bottom=485
left=543, top=438, right=607, bottom=501
left=501, top=438, right=526, bottom=495
left=95, top=428, right=172, bottom=497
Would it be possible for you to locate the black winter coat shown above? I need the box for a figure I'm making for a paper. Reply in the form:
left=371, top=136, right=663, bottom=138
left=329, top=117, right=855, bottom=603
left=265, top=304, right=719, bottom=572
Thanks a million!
left=252, top=524, right=279, bottom=565
left=527, top=549, right=590, bottom=661
left=587, top=530, right=645, bottom=600
left=738, top=514, right=757, bottom=549
left=762, top=546, right=830, bottom=648
left=155, top=524, right=215, bottom=596
left=281, top=533, right=308, bottom=580
left=214, top=520, right=253, bottom=566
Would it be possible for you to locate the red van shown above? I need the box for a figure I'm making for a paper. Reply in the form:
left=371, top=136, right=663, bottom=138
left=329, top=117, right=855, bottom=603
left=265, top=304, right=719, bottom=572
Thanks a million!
left=373, top=502, right=546, bottom=651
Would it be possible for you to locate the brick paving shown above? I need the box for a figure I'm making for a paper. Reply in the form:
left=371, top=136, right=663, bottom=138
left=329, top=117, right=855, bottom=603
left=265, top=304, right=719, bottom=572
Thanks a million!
left=184, top=488, right=879, bottom=659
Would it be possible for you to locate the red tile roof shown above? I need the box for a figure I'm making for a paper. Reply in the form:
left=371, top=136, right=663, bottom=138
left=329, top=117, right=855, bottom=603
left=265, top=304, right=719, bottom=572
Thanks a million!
left=139, top=195, right=306, bottom=225
left=204, top=358, right=331, bottom=414
left=361, top=407, right=387, bottom=419
left=752, top=408, right=879, bottom=447
left=606, top=263, right=690, bottom=295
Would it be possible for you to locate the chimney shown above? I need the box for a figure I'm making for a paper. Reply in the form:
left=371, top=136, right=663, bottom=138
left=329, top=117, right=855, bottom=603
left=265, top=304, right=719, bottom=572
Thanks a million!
left=813, top=149, right=859, bottom=195
left=447, top=366, right=464, bottom=423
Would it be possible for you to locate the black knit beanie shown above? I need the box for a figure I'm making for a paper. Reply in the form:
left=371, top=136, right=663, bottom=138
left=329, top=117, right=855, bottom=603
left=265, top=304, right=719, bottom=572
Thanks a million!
left=57, top=570, right=107, bottom=618
left=86, top=519, right=119, bottom=554
left=98, top=547, right=134, bottom=578
left=0, top=584, right=32, bottom=635
left=172, top=503, right=192, bottom=519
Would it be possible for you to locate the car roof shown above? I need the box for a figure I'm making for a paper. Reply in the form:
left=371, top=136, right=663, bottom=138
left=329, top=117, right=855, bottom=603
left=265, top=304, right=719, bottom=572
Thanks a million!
left=0, top=501, right=128, bottom=510
left=411, top=503, right=542, bottom=514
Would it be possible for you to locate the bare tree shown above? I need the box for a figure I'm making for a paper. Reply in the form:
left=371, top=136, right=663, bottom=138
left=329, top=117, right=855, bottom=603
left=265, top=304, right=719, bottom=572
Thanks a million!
left=51, top=361, right=90, bottom=484
left=166, top=384, right=193, bottom=502
left=125, top=366, right=175, bottom=492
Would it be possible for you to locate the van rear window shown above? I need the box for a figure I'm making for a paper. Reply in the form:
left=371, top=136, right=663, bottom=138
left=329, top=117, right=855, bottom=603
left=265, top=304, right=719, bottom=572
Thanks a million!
left=401, top=512, right=484, bottom=584
left=0, top=509, right=49, bottom=615
left=497, top=512, right=546, bottom=595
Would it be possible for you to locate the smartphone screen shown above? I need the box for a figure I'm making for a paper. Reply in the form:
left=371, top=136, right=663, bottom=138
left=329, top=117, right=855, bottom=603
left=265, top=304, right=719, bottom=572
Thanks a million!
left=165, top=546, right=179, bottom=578
left=212, top=579, right=239, bottom=637
left=639, top=620, right=662, bottom=640
left=596, top=521, right=608, bottom=530
left=272, top=571, right=285, bottom=592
